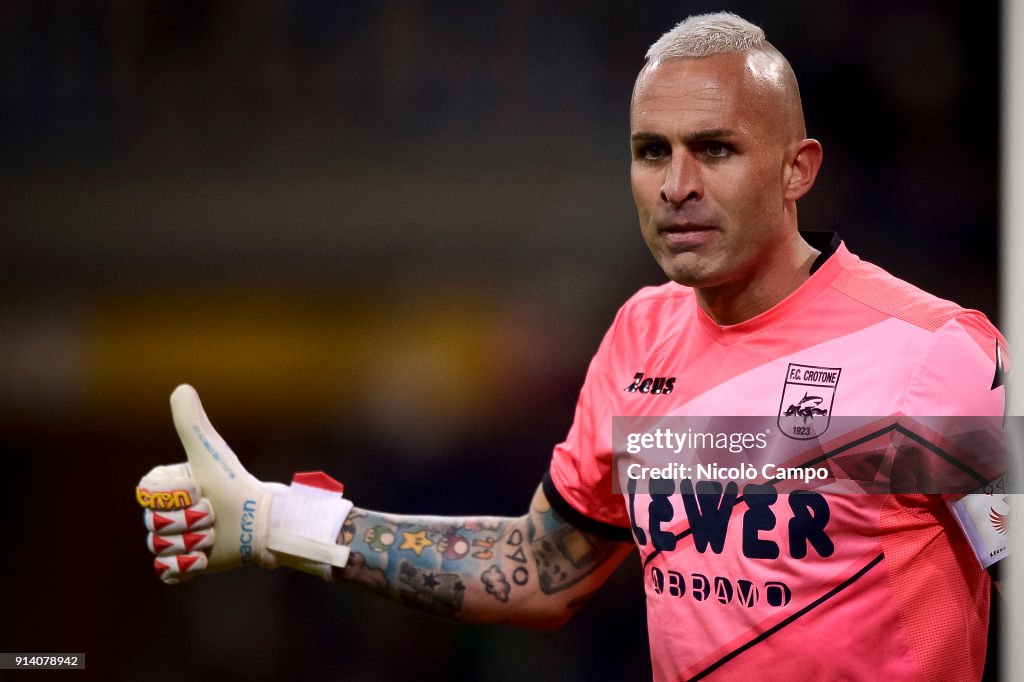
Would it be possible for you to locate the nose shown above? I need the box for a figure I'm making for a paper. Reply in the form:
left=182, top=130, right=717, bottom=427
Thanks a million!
left=660, top=153, right=702, bottom=206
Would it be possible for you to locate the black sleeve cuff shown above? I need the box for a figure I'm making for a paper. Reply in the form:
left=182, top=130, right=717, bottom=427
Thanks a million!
left=541, top=470, right=635, bottom=543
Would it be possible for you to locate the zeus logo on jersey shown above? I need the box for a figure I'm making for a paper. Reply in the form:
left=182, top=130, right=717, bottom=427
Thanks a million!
left=624, top=372, right=676, bottom=395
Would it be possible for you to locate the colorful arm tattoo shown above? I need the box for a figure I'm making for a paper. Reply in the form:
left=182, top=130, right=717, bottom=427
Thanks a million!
left=333, top=485, right=630, bottom=623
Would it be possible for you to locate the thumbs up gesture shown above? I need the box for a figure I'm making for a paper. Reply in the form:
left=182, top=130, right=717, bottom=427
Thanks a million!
left=136, top=385, right=354, bottom=584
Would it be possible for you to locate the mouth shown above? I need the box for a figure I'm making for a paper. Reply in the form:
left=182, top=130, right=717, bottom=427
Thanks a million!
left=657, top=222, right=717, bottom=250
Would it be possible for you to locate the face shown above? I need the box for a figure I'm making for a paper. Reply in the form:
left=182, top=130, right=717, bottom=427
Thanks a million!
left=630, top=53, right=798, bottom=289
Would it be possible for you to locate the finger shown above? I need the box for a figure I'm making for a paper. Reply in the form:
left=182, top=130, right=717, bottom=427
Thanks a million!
left=169, top=384, right=270, bottom=571
left=138, top=462, right=193, bottom=489
left=136, top=464, right=201, bottom=512
left=153, top=552, right=209, bottom=584
left=144, top=499, right=215, bottom=534
left=170, top=384, right=253, bottom=484
left=147, top=528, right=215, bottom=557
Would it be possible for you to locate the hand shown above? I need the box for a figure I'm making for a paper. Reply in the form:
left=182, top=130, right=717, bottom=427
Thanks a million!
left=136, top=384, right=353, bottom=584
left=136, top=462, right=215, bottom=583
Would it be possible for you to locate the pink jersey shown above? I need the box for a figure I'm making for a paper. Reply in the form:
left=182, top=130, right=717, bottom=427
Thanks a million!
left=546, top=234, right=1008, bottom=681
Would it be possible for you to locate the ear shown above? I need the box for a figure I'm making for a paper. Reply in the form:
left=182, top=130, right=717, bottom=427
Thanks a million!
left=783, top=138, right=823, bottom=202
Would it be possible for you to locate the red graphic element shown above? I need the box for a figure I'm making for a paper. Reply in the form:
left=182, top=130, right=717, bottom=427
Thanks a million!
left=152, top=535, right=173, bottom=553
left=182, top=532, right=206, bottom=551
left=177, top=554, right=199, bottom=572
left=184, top=508, right=208, bottom=528
left=152, top=513, right=174, bottom=532
left=153, top=559, right=169, bottom=577
left=989, top=508, right=1008, bottom=535
left=292, top=471, right=344, bottom=493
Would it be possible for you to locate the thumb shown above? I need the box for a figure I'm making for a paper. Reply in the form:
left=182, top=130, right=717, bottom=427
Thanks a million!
left=170, top=384, right=255, bottom=487
left=169, top=384, right=270, bottom=571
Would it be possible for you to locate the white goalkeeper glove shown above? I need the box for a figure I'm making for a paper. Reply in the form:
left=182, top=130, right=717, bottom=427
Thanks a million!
left=136, top=384, right=353, bottom=584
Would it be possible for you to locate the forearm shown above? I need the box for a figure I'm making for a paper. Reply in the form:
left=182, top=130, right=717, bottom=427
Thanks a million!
left=335, top=486, right=632, bottom=627
left=135, top=386, right=631, bottom=607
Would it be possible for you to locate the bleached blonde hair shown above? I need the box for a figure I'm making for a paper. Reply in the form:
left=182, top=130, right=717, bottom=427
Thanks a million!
left=645, top=12, right=768, bottom=63
left=641, top=12, right=806, bottom=138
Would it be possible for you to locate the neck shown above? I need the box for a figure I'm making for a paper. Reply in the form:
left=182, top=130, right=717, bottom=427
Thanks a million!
left=695, top=236, right=820, bottom=326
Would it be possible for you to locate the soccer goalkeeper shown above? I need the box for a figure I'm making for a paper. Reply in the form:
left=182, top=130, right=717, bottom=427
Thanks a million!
left=137, top=12, right=1007, bottom=681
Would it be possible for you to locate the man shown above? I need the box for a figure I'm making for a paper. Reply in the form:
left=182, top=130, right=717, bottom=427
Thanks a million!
left=137, top=13, right=1007, bottom=680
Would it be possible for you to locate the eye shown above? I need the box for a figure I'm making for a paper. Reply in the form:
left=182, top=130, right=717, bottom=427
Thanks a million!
left=636, top=143, right=669, bottom=161
left=703, top=142, right=732, bottom=159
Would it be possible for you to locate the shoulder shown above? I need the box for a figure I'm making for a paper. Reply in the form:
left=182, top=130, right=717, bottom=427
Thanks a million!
left=614, top=281, right=696, bottom=325
left=620, top=280, right=695, bottom=308
left=829, top=253, right=1004, bottom=352
left=837, top=250, right=1003, bottom=355
left=829, top=256, right=1007, bottom=414
left=596, top=282, right=698, bottom=353
left=829, top=257, right=973, bottom=332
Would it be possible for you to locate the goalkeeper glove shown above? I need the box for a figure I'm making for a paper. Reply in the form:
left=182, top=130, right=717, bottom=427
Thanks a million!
left=136, top=384, right=353, bottom=584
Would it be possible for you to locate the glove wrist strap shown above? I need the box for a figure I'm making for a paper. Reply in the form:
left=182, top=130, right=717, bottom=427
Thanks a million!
left=265, top=472, right=353, bottom=579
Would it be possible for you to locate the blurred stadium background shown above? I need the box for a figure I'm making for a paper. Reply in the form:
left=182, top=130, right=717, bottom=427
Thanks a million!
left=0, top=1, right=1000, bottom=680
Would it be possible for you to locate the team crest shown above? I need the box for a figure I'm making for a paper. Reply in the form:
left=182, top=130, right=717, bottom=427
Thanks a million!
left=778, top=363, right=841, bottom=440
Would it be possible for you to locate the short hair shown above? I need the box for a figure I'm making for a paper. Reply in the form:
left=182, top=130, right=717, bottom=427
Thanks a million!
left=640, top=13, right=807, bottom=139
left=645, top=12, right=767, bottom=63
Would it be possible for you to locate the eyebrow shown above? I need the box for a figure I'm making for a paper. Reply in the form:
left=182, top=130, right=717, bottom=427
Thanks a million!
left=630, top=128, right=736, bottom=145
left=683, top=128, right=735, bottom=144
